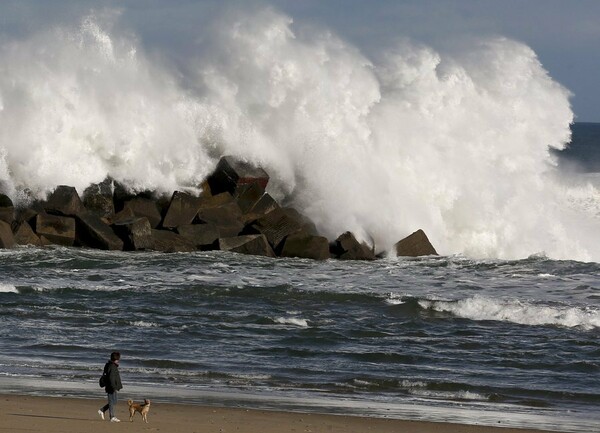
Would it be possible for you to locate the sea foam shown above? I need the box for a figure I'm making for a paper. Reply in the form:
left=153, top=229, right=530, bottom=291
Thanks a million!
left=1, top=8, right=599, bottom=261
left=0, top=284, right=18, bottom=293
left=274, top=317, right=309, bottom=327
left=419, top=296, right=600, bottom=330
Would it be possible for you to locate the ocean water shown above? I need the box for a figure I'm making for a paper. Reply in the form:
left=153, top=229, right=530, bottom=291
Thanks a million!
left=1, top=6, right=600, bottom=432
left=1, top=247, right=599, bottom=432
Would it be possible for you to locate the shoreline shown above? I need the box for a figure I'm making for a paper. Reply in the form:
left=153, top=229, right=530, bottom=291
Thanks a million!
left=0, top=393, right=560, bottom=433
left=1, top=377, right=594, bottom=433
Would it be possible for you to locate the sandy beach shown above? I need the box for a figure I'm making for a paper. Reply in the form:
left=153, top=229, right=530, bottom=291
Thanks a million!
left=0, top=394, right=560, bottom=433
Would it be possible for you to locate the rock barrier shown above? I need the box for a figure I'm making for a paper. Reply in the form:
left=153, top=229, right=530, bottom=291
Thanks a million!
left=0, top=157, right=438, bottom=260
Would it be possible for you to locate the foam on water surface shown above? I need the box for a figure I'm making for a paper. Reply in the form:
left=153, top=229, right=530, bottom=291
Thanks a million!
left=0, top=283, right=18, bottom=293
left=419, top=295, right=600, bottom=330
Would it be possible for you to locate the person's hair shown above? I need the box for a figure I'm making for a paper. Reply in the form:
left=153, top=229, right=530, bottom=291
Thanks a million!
left=110, top=352, right=121, bottom=361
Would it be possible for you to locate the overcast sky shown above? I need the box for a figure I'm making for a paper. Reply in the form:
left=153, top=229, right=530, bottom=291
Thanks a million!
left=2, top=0, right=599, bottom=122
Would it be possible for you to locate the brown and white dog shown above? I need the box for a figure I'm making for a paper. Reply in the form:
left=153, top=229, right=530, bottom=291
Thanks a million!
left=127, top=399, right=151, bottom=423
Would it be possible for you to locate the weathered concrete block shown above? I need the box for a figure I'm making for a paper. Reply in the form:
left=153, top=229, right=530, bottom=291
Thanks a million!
left=112, top=181, right=137, bottom=211
left=176, top=224, right=220, bottom=250
left=394, top=229, right=438, bottom=257
left=207, top=156, right=269, bottom=195
left=35, top=213, right=76, bottom=246
left=280, top=232, right=330, bottom=260
left=150, top=229, right=195, bottom=253
left=0, top=207, right=14, bottom=225
left=235, top=183, right=279, bottom=223
left=0, top=194, right=12, bottom=207
left=198, top=192, right=236, bottom=209
left=162, top=191, right=203, bottom=229
left=123, top=197, right=162, bottom=228
left=0, top=194, right=15, bottom=225
left=219, top=234, right=275, bottom=257
left=76, top=212, right=124, bottom=250
left=44, top=185, right=85, bottom=217
left=0, top=220, right=15, bottom=248
left=235, top=183, right=264, bottom=214
left=15, top=207, right=40, bottom=226
left=38, top=235, right=54, bottom=246
left=109, top=207, right=135, bottom=225
left=83, top=179, right=115, bottom=218
left=331, top=232, right=375, bottom=261
left=13, top=222, right=42, bottom=246
left=249, top=207, right=317, bottom=252
left=112, top=217, right=154, bottom=250
left=196, top=194, right=244, bottom=238
left=246, top=193, right=279, bottom=220
left=199, top=179, right=212, bottom=198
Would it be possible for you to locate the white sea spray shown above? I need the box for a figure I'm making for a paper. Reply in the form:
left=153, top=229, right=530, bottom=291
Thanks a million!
left=1, top=8, right=599, bottom=261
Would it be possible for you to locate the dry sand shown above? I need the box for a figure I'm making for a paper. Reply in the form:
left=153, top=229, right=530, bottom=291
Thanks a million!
left=0, top=394, right=559, bottom=433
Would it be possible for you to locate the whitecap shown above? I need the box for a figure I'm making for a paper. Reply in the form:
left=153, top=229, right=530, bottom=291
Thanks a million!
left=419, top=296, right=599, bottom=330
left=352, top=379, right=374, bottom=386
left=409, top=388, right=489, bottom=401
left=385, top=293, right=405, bottom=305
left=399, top=380, right=427, bottom=388
left=0, top=284, right=18, bottom=293
left=274, top=317, right=309, bottom=327
left=131, top=321, right=159, bottom=328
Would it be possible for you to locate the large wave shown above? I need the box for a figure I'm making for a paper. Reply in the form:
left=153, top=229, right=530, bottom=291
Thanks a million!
left=1, top=7, right=599, bottom=260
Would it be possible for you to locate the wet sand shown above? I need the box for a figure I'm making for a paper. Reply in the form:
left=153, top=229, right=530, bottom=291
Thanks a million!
left=0, top=394, right=559, bottom=433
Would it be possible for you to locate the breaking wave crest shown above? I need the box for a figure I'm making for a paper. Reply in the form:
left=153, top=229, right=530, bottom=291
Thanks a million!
left=1, top=7, right=599, bottom=260
left=0, top=283, right=18, bottom=293
left=419, top=296, right=600, bottom=330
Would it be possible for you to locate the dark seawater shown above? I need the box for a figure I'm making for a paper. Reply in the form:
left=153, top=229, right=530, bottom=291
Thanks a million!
left=1, top=248, right=599, bottom=432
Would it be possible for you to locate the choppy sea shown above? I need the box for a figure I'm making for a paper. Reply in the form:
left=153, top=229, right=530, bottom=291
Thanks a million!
left=1, top=2, right=600, bottom=430
left=1, top=247, right=599, bottom=432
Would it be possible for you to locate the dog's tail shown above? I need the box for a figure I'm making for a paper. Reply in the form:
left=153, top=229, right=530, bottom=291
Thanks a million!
left=127, top=399, right=133, bottom=407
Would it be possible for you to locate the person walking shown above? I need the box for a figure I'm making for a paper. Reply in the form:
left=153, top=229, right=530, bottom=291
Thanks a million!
left=98, top=351, right=123, bottom=422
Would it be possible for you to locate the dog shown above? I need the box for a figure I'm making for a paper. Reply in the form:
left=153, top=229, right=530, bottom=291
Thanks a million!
left=127, top=399, right=151, bottom=423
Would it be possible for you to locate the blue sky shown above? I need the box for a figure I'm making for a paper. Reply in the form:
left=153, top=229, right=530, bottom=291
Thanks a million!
left=2, top=0, right=599, bottom=121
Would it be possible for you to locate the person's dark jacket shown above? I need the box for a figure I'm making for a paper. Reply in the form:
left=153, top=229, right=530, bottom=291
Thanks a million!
left=103, top=360, right=123, bottom=394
